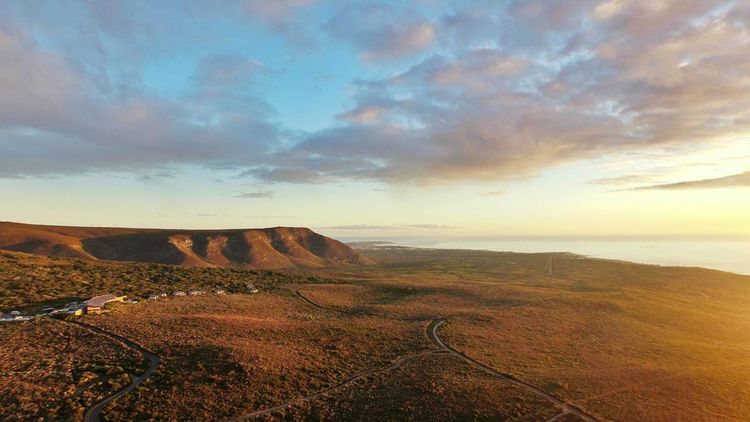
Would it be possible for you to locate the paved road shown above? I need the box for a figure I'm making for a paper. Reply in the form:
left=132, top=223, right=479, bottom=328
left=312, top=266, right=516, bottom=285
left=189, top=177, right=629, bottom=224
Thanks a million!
left=428, top=319, right=599, bottom=422
left=63, top=320, right=160, bottom=422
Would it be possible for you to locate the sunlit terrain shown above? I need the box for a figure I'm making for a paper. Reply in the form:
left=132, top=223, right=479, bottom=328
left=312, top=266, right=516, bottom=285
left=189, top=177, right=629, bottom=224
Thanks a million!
left=1, top=1, right=749, bottom=421
left=2, top=246, right=749, bottom=421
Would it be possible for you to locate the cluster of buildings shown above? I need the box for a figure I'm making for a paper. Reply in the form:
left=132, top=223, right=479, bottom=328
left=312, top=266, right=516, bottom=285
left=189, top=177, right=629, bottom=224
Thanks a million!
left=147, top=288, right=230, bottom=301
left=2, top=284, right=259, bottom=322
left=81, top=294, right=128, bottom=315
left=40, top=295, right=129, bottom=317
left=1, top=294, right=127, bottom=321
left=0, top=310, right=32, bottom=322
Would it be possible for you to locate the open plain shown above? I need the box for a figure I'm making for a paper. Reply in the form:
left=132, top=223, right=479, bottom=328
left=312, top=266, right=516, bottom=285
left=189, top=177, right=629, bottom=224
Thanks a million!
left=2, top=245, right=750, bottom=421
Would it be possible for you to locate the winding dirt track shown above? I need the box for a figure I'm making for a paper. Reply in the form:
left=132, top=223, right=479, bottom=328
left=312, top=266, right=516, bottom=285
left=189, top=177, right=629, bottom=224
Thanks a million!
left=428, top=319, right=599, bottom=422
left=61, top=289, right=600, bottom=421
left=228, top=290, right=600, bottom=421
left=62, top=319, right=160, bottom=422
left=228, top=290, right=443, bottom=420
left=295, top=289, right=340, bottom=312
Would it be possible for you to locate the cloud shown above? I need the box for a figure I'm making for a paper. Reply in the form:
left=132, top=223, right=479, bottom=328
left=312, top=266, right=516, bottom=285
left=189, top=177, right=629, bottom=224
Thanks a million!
left=193, top=55, right=264, bottom=87
left=322, top=224, right=455, bottom=230
left=590, top=174, right=660, bottom=186
left=394, top=49, right=527, bottom=86
left=245, top=0, right=750, bottom=184
left=235, top=0, right=315, bottom=21
left=336, top=105, right=387, bottom=124
left=233, top=0, right=318, bottom=44
left=136, top=172, right=174, bottom=183
left=1, top=0, right=749, bottom=188
left=81, top=0, right=135, bottom=36
left=326, top=3, right=436, bottom=61
left=234, top=191, right=274, bottom=198
left=627, top=171, right=750, bottom=190
left=401, top=224, right=456, bottom=229
left=0, top=26, right=280, bottom=177
left=322, top=224, right=398, bottom=230
left=593, top=0, right=626, bottom=21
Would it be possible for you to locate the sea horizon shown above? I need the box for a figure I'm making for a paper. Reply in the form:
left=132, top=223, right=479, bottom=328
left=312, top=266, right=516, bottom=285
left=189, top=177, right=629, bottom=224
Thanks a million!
left=343, top=236, right=750, bottom=276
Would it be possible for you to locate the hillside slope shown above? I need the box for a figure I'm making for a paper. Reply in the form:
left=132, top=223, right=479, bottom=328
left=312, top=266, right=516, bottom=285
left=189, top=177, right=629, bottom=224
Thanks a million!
left=0, top=222, right=374, bottom=269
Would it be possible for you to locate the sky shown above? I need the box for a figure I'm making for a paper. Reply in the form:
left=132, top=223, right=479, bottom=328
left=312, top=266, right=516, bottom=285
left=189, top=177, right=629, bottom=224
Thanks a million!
left=1, top=0, right=749, bottom=239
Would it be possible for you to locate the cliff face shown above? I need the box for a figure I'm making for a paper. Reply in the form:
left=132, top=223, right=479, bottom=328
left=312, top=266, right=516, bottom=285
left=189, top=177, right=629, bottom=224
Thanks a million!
left=0, top=222, right=374, bottom=269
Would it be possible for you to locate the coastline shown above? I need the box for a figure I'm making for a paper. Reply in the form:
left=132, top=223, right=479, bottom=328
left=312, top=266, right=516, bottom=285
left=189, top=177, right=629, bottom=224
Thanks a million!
left=347, top=237, right=750, bottom=277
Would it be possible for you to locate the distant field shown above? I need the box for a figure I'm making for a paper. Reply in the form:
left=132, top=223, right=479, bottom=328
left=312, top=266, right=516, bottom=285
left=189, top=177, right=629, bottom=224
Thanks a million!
left=1, top=247, right=749, bottom=420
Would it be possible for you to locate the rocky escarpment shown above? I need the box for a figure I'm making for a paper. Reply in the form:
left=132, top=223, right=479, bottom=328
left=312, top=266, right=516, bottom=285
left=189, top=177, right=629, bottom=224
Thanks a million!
left=0, top=222, right=374, bottom=269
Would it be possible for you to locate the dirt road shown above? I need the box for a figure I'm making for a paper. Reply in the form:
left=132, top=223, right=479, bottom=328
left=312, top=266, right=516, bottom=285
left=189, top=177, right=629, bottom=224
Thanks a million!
left=428, top=319, right=599, bottom=422
left=295, top=289, right=340, bottom=312
left=229, top=291, right=600, bottom=421
left=547, top=255, right=555, bottom=276
left=62, top=319, right=160, bottom=422
left=229, top=293, right=443, bottom=420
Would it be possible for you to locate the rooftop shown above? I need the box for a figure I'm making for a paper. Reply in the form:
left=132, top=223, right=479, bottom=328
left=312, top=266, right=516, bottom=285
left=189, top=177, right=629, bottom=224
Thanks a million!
left=85, top=294, right=124, bottom=308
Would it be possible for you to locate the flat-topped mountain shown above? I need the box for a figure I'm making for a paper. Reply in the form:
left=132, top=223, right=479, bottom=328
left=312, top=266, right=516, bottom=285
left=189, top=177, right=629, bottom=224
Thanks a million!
left=0, top=222, right=374, bottom=269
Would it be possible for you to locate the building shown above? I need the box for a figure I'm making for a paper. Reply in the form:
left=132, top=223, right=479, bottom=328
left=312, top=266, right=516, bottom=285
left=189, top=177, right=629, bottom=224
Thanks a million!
left=188, top=290, right=205, bottom=296
left=49, top=308, right=70, bottom=316
left=213, top=289, right=226, bottom=295
left=84, top=294, right=126, bottom=315
left=1, top=312, right=32, bottom=322
left=173, top=291, right=186, bottom=297
left=246, top=283, right=259, bottom=294
left=66, top=308, right=84, bottom=316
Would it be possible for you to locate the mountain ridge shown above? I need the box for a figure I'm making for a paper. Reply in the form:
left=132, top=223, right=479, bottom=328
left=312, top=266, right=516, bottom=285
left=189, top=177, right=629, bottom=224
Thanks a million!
left=0, top=222, right=374, bottom=269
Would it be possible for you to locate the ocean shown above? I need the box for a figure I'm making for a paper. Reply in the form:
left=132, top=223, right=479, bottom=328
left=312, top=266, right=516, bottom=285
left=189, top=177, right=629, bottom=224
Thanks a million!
left=353, top=237, right=750, bottom=276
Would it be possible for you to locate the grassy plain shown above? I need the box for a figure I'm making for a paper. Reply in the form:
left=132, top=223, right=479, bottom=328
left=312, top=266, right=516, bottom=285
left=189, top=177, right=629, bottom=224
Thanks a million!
left=1, top=247, right=749, bottom=420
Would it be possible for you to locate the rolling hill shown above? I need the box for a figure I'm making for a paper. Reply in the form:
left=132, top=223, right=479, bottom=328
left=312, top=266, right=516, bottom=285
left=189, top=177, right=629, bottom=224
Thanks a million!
left=0, top=222, right=373, bottom=269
